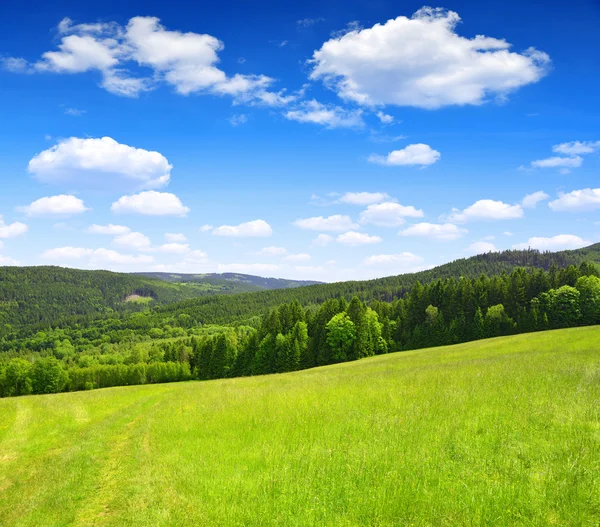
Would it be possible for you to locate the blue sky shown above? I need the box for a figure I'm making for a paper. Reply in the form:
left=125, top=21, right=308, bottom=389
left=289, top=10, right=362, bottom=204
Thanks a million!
left=0, top=0, right=599, bottom=281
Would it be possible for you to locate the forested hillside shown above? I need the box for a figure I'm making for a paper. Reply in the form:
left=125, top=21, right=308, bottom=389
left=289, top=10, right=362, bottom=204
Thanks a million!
left=134, top=272, right=322, bottom=291
left=0, top=266, right=196, bottom=330
left=0, top=267, right=321, bottom=331
left=2, top=254, right=600, bottom=398
left=153, top=244, right=600, bottom=326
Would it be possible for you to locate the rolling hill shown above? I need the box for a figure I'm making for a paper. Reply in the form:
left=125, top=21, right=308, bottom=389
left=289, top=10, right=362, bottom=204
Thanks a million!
left=154, top=244, right=600, bottom=325
left=1, top=244, right=599, bottom=332
left=1, top=326, right=598, bottom=526
left=0, top=266, right=318, bottom=330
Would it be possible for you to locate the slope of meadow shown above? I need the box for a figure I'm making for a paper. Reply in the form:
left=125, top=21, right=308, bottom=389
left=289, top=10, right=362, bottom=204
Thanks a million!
left=0, top=327, right=599, bottom=526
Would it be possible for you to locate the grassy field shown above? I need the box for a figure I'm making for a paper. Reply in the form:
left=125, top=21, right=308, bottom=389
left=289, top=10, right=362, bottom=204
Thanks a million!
left=0, top=327, right=599, bottom=526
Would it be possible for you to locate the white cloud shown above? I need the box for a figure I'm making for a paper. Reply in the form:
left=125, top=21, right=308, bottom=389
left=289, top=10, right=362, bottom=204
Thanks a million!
left=283, top=253, right=312, bottom=262
left=64, top=107, right=86, bottom=116
left=310, top=7, right=549, bottom=109
left=284, top=99, right=364, bottom=128
left=548, top=188, right=600, bottom=212
left=521, top=191, right=549, bottom=208
left=294, top=215, right=358, bottom=231
left=0, top=253, right=19, bottom=266
left=111, top=191, right=190, bottom=216
left=212, top=219, right=272, bottom=237
left=531, top=156, right=582, bottom=169
left=28, top=136, right=172, bottom=190
left=338, top=192, right=390, bottom=205
left=113, top=231, right=152, bottom=251
left=376, top=111, right=394, bottom=124
left=8, top=17, right=288, bottom=104
left=258, top=246, right=288, bottom=256
left=200, top=224, right=214, bottom=232
left=312, top=234, right=334, bottom=246
left=41, top=246, right=154, bottom=266
left=0, top=216, right=28, bottom=238
left=336, top=231, right=382, bottom=246
left=89, top=224, right=131, bottom=235
left=466, top=241, right=498, bottom=254
left=513, top=235, right=590, bottom=251
left=164, top=232, right=187, bottom=243
left=217, top=263, right=280, bottom=274
left=399, top=222, right=467, bottom=240
left=297, top=17, right=325, bottom=28
left=363, top=252, right=423, bottom=267
left=229, top=114, right=248, bottom=126
left=359, top=201, right=423, bottom=227
left=503, top=231, right=513, bottom=236
left=368, top=144, right=440, bottom=166
left=19, top=195, right=89, bottom=216
left=552, top=141, right=600, bottom=155
left=157, top=243, right=191, bottom=254
left=448, top=199, right=523, bottom=223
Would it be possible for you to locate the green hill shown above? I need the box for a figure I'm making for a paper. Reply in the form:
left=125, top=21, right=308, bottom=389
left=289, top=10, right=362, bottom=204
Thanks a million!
left=1, top=244, right=599, bottom=334
left=1, top=326, right=598, bottom=526
left=154, top=244, right=600, bottom=325
left=0, top=267, right=319, bottom=331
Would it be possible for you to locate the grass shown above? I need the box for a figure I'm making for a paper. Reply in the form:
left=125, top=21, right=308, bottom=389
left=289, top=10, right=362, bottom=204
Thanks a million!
left=1, top=327, right=599, bottom=526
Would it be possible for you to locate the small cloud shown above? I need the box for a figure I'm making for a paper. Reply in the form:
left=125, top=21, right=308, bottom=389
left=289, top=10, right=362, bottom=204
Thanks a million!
left=89, top=224, right=131, bottom=235
left=18, top=194, right=89, bottom=216
left=338, top=192, right=390, bottom=206
left=548, top=188, right=600, bottom=212
left=200, top=224, right=214, bottom=232
left=297, top=17, right=325, bottom=28
left=369, top=144, right=440, bottom=166
left=359, top=201, right=423, bottom=227
left=0, top=216, right=28, bottom=238
left=113, top=231, right=152, bottom=251
left=111, top=191, right=190, bottom=216
left=213, top=219, right=272, bottom=237
left=284, top=100, right=364, bottom=129
left=521, top=190, right=549, bottom=209
left=465, top=241, right=498, bottom=254
left=513, top=234, right=590, bottom=251
left=312, top=234, right=334, bottom=246
left=447, top=199, right=523, bottom=223
left=399, top=222, right=467, bottom=241
left=294, top=215, right=358, bottom=232
left=375, top=111, right=394, bottom=124
left=64, top=107, right=86, bottom=116
left=229, top=114, right=248, bottom=126
left=336, top=231, right=382, bottom=246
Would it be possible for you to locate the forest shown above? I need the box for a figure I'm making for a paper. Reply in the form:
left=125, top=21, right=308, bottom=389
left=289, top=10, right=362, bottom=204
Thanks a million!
left=1, top=255, right=599, bottom=398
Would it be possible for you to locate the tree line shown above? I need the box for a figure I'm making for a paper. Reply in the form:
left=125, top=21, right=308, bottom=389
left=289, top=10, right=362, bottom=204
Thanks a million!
left=1, top=261, right=599, bottom=398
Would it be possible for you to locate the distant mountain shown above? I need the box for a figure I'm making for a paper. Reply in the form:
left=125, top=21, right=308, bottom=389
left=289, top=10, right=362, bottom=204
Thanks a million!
left=132, top=272, right=322, bottom=292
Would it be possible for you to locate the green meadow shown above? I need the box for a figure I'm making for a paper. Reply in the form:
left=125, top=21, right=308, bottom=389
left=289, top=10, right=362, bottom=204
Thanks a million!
left=1, top=327, right=599, bottom=526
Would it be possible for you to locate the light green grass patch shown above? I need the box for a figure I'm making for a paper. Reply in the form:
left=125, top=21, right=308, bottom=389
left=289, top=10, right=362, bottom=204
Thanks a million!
left=0, top=327, right=599, bottom=526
